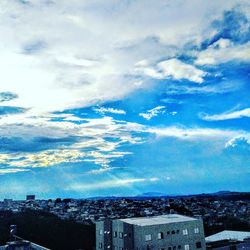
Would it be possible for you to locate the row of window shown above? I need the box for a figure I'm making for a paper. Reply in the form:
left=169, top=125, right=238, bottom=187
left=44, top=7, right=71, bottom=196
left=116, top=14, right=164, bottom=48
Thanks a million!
left=158, top=242, right=202, bottom=250
left=99, top=242, right=202, bottom=250
left=113, top=231, right=132, bottom=238
left=158, top=245, right=189, bottom=250
left=99, top=230, right=111, bottom=235
left=145, top=228, right=199, bottom=241
left=99, top=228, right=200, bottom=238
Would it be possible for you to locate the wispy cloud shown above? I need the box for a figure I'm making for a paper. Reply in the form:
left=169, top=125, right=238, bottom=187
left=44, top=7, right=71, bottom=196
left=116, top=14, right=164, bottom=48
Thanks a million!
left=0, top=168, right=29, bottom=175
left=0, top=149, right=85, bottom=168
left=0, top=115, right=143, bottom=170
left=139, top=106, right=166, bottom=120
left=67, top=177, right=159, bottom=191
left=147, top=126, right=239, bottom=140
left=93, top=107, right=126, bottom=115
left=0, top=92, right=18, bottom=102
left=202, top=107, right=250, bottom=121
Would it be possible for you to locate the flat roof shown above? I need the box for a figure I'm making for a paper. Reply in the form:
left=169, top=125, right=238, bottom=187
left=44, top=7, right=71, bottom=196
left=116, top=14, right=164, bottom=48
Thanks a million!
left=206, top=230, right=250, bottom=242
left=119, top=214, right=197, bottom=226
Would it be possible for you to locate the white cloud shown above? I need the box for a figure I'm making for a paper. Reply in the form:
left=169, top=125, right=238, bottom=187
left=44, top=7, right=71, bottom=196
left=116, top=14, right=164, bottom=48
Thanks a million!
left=158, top=59, right=206, bottom=83
left=86, top=167, right=114, bottom=175
left=195, top=40, right=250, bottom=65
left=225, top=136, right=250, bottom=149
left=202, top=107, right=250, bottom=121
left=147, top=126, right=239, bottom=140
left=0, top=114, right=143, bottom=170
left=0, top=149, right=86, bottom=168
left=0, top=0, right=243, bottom=114
left=0, top=0, right=249, bottom=178
left=93, top=107, right=126, bottom=115
left=0, top=168, right=29, bottom=175
left=136, top=59, right=206, bottom=83
left=139, top=106, right=166, bottom=120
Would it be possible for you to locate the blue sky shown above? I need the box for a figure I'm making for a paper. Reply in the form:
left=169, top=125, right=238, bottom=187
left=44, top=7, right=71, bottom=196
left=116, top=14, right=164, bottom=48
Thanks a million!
left=0, top=0, right=250, bottom=199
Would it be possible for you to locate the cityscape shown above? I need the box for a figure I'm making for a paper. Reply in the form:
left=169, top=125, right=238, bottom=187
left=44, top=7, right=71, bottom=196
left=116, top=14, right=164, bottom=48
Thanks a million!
left=0, top=0, right=250, bottom=249
left=0, top=192, right=250, bottom=249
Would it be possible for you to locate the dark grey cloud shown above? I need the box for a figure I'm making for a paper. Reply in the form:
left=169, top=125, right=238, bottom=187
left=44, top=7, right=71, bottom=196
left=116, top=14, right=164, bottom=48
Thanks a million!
left=0, top=92, right=18, bottom=102
left=0, top=136, right=80, bottom=153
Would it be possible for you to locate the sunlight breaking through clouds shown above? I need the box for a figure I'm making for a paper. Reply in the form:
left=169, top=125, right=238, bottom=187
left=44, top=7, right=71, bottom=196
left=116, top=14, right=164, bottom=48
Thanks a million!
left=67, top=177, right=160, bottom=191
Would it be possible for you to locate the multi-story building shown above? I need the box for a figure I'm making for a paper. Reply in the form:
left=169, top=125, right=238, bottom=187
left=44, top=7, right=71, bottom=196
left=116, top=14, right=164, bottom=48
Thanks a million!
left=96, top=214, right=205, bottom=250
left=206, top=230, right=250, bottom=249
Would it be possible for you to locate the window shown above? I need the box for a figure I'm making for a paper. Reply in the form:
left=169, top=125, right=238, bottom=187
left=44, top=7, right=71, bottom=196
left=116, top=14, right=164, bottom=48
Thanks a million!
left=178, top=246, right=181, bottom=249
left=176, top=230, right=180, bottom=234
left=160, top=248, right=165, bottom=250
left=196, top=242, right=202, bottom=249
left=99, top=242, right=103, bottom=249
left=194, top=228, right=199, bottom=234
left=167, top=231, right=170, bottom=235
left=184, top=245, right=189, bottom=250
left=145, top=234, right=152, bottom=241
left=171, top=230, right=175, bottom=234
left=119, top=232, right=123, bottom=238
left=99, top=229, right=103, bottom=235
left=183, top=229, right=188, bottom=235
left=168, top=247, right=172, bottom=250
left=113, top=231, right=117, bottom=237
left=173, top=246, right=176, bottom=250
left=158, top=232, right=164, bottom=239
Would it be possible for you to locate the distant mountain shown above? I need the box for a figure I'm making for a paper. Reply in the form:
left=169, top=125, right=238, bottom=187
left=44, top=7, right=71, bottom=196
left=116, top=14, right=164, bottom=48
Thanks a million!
left=85, top=191, right=250, bottom=200
left=213, top=190, right=232, bottom=195
left=137, top=192, right=168, bottom=197
left=86, top=196, right=125, bottom=200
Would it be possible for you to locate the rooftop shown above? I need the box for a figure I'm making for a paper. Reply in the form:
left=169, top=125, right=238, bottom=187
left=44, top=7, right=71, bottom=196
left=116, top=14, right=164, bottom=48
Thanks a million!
left=119, top=214, right=197, bottom=226
left=206, top=230, right=250, bottom=242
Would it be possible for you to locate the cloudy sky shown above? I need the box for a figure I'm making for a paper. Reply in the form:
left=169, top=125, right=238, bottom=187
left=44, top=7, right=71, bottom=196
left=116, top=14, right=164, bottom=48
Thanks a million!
left=0, top=0, right=249, bottom=199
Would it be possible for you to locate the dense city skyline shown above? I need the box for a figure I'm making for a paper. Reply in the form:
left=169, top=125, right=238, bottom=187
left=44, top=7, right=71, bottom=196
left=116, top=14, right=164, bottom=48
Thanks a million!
left=0, top=0, right=249, bottom=199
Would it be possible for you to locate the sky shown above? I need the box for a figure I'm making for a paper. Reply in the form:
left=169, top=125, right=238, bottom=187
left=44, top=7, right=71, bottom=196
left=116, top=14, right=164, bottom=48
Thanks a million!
left=0, top=0, right=250, bottom=199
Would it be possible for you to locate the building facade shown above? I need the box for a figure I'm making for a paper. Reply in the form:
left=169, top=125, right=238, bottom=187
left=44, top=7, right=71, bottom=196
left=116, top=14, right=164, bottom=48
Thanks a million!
left=96, top=214, right=205, bottom=250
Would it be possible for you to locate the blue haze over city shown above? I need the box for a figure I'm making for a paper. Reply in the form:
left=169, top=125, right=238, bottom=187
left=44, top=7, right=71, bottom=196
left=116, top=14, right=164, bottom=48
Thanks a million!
left=0, top=0, right=249, bottom=199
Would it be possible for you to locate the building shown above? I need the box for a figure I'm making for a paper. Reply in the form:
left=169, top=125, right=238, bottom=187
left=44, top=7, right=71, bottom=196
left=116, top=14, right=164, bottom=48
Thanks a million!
left=96, top=214, right=205, bottom=250
left=26, top=195, right=35, bottom=201
left=0, top=225, right=50, bottom=250
left=206, top=230, right=250, bottom=249
left=206, top=240, right=250, bottom=250
left=0, top=240, right=50, bottom=250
